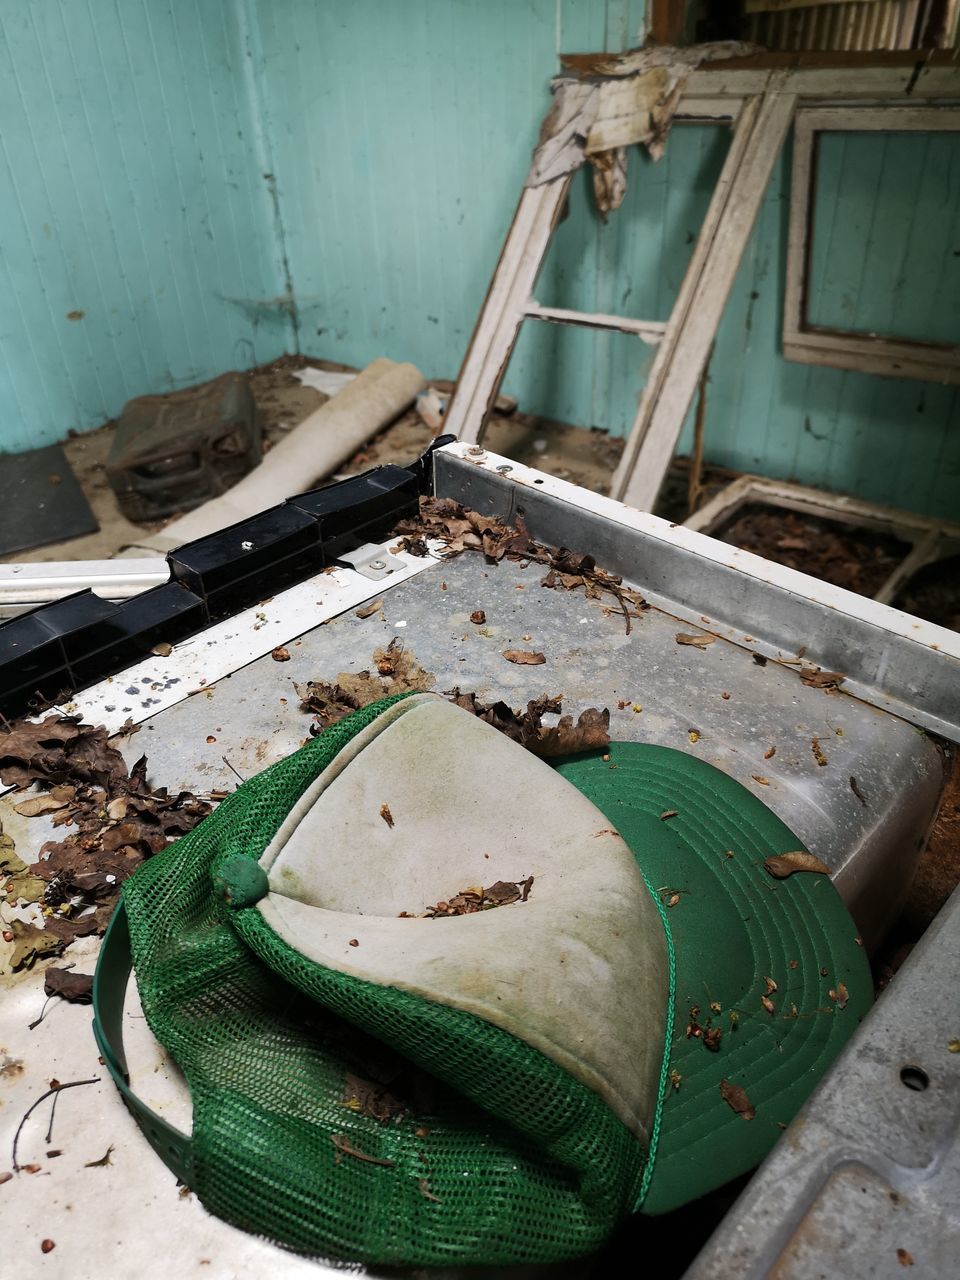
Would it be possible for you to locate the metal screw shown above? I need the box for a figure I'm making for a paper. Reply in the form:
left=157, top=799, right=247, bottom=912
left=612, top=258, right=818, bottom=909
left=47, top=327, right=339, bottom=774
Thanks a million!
left=369, top=559, right=386, bottom=571
left=467, top=446, right=485, bottom=457
left=241, top=540, right=254, bottom=551
left=496, top=464, right=513, bottom=474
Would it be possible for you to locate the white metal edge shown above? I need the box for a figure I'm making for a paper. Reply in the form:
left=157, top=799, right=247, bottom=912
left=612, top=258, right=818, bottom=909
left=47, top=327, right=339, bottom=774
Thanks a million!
left=53, top=547, right=443, bottom=737
left=442, top=442, right=960, bottom=662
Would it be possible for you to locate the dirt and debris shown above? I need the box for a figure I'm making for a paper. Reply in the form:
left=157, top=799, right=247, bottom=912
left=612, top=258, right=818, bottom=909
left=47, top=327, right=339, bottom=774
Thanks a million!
left=764, top=851, right=831, bottom=879
left=719, top=505, right=911, bottom=598
left=469, top=609, right=486, bottom=625
left=296, top=640, right=435, bottom=730
left=849, top=776, right=868, bottom=806
left=445, top=690, right=610, bottom=759
left=719, top=1079, right=755, bottom=1120
left=0, top=715, right=212, bottom=965
left=686, top=1004, right=722, bottom=1051
left=827, top=981, right=849, bottom=1010
left=403, top=877, right=535, bottom=919
left=395, top=496, right=646, bottom=634
left=379, top=804, right=395, bottom=830
left=811, top=737, right=828, bottom=767
left=84, top=1145, right=114, bottom=1168
left=342, top=1071, right=407, bottom=1125
left=271, top=646, right=291, bottom=662
left=894, top=552, right=960, bottom=631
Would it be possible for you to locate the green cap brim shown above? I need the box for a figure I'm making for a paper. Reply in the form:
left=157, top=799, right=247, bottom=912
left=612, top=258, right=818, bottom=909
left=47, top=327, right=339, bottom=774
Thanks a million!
left=555, top=742, right=871, bottom=1216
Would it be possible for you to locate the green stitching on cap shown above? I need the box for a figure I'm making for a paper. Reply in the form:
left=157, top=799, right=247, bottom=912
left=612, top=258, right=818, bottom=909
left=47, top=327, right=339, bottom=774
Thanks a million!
left=634, top=865, right=677, bottom=1212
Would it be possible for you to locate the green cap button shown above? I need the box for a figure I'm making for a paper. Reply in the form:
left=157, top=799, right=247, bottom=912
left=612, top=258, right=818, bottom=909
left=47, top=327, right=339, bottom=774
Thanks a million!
left=214, top=858, right=270, bottom=909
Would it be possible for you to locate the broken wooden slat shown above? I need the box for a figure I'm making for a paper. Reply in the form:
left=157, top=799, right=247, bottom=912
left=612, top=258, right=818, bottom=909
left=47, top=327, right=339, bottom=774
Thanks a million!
left=444, top=178, right=572, bottom=445
left=612, top=89, right=798, bottom=511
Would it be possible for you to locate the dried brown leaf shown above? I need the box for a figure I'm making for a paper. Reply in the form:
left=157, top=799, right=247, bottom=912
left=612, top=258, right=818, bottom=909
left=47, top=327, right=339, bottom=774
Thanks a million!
left=720, top=1079, right=755, bottom=1120
left=379, top=804, right=395, bottom=830
left=469, top=610, right=486, bottom=625
left=13, top=794, right=70, bottom=818
left=800, top=668, right=844, bottom=689
left=764, top=851, right=831, bottom=879
left=501, top=649, right=546, bottom=666
left=271, top=646, right=291, bottom=662
left=675, top=633, right=716, bottom=648
left=43, top=968, right=94, bottom=1003
left=355, top=599, right=384, bottom=619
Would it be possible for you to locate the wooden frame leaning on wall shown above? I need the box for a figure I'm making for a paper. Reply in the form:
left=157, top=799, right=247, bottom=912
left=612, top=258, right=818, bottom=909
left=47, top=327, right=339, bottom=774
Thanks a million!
left=445, top=49, right=960, bottom=514
left=784, top=105, right=960, bottom=385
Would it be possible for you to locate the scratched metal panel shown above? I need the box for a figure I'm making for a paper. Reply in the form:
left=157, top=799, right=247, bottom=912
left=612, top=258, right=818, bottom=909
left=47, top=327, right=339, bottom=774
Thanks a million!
left=0, top=0, right=291, bottom=455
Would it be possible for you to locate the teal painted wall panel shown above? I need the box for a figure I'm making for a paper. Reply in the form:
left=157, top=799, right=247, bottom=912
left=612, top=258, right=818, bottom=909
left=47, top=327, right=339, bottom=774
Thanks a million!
left=251, top=0, right=645, bottom=379
left=808, top=132, right=960, bottom=345
left=0, top=0, right=291, bottom=454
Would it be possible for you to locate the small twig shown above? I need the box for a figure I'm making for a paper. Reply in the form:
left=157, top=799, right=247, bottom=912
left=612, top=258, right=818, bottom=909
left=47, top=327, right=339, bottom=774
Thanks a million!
left=12, top=1078, right=99, bottom=1171
left=44, top=1090, right=61, bottom=1145
left=330, top=1133, right=395, bottom=1167
left=418, top=1177, right=442, bottom=1203
left=220, top=756, right=246, bottom=783
left=28, top=995, right=57, bottom=1031
left=687, top=343, right=714, bottom=518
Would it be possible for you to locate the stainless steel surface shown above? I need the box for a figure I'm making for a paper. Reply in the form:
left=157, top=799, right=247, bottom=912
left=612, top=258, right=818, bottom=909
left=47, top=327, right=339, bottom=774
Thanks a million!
left=434, top=447, right=960, bottom=743
left=123, top=545, right=944, bottom=950
left=684, top=884, right=960, bottom=1280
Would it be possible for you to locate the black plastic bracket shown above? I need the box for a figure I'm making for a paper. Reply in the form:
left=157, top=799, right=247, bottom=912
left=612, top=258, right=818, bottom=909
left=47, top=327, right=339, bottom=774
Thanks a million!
left=0, top=437, right=448, bottom=720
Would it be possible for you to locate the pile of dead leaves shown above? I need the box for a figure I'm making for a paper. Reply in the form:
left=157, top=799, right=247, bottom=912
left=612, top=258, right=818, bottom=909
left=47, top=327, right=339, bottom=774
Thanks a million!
left=395, top=497, right=647, bottom=634
left=0, top=715, right=212, bottom=969
left=447, top=690, right=610, bottom=759
left=296, top=637, right=435, bottom=732
left=401, top=877, right=534, bottom=919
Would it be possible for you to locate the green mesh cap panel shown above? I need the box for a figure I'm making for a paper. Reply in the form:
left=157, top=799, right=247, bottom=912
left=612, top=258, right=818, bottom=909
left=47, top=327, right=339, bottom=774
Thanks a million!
left=122, top=696, right=655, bottom=1267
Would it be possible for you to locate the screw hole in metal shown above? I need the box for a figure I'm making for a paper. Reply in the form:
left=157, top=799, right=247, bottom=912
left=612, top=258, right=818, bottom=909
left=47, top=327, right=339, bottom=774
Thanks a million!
left=899, top=1065, right=929, bottom=1092
left=496, top=465, right=513, bottom=474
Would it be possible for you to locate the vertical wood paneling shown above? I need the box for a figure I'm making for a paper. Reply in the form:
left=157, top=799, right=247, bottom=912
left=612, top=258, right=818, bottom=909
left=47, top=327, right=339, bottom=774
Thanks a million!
left=0, top=0, right=291, bottom=454
left=1, top=0, right=956, bottom=519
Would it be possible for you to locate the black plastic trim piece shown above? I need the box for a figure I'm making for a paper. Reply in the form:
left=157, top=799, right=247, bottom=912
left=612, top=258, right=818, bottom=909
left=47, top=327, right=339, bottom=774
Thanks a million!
left=0, top=439, right=446, bottom=719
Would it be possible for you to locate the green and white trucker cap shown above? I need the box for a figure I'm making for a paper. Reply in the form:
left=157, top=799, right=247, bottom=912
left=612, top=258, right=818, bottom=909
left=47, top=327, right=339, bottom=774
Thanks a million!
left=93, top=691, right=871, bottom=1267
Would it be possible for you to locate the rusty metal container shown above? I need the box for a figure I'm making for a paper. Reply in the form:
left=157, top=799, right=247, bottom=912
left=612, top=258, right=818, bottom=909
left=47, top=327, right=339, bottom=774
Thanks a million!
left=106, top=372, right=262, bottom=523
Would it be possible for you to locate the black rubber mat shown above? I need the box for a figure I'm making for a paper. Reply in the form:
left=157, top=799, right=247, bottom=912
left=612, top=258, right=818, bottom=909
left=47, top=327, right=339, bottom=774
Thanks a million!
left=0, top=443, right=98, bottom=556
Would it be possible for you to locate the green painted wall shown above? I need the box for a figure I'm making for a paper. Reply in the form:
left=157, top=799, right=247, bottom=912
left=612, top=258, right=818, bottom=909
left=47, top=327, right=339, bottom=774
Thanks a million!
left=2, top=1, right=957, bottom=519
left=0, top=0, right=293, bottom=455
